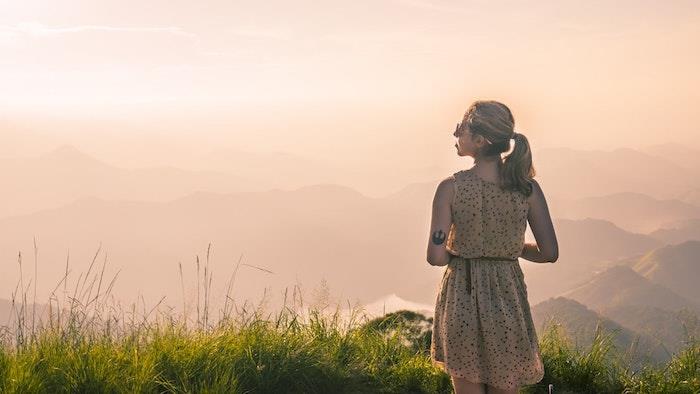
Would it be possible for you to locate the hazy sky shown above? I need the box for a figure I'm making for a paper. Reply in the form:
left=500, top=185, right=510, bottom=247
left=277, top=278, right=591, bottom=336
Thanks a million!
left=1, top=0, right=699, bottom=168
left=1, top=0, right=699, bottom=316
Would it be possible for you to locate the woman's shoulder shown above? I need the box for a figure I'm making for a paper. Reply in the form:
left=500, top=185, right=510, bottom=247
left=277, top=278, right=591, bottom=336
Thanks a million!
left=436, top=170, right=474, bottom=202
left=451, top=168, right=471, bottom=179
left=525, top=177, right=544, bottom=204
left=442, top=167, right=473, bottom=184
left=437, top=174, right=456, bottom=190
left=436, top=171, right=461, bottom=191
left=433, top=175, right=456, bottom=205
left=435, top=168, right=476, bottom=195
left=451, top=168, right=476, bottom=185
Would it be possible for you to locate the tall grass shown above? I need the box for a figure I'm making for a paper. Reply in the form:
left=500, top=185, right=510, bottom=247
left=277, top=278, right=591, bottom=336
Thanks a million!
left=528, top=322, right=626, bottom=393
left=0, top=242, right=452, bottom=393
left=529, top=320, right=700, bottom=393
left=0, top=242, right=698, bottom=393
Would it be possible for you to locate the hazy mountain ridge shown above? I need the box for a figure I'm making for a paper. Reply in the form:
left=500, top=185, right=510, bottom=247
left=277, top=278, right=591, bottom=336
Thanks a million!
left=1, top=144, right=697, bottom=317
left=189, top=148, right=443, bottom=196
left=0, top=145, right=270, bottom=218
left=559, top=264, right=700, bottom=315
left=640, top=142, right=700, bottom=172
left=632, top=241, right=700, bottom=305
left=532, top=146, right=700, bottom=200
left=531, top=296, right=669, bottom=367
left=390, top=145, right=700, bottom=237
left=4, top=144, right=700, bottom=218
left=0, top=182, right=670, bottom=314
left=551, top=192, right=700, bottom=234
left=675, top=188, right=700, bottom=207
left=0, top=181, right=439, bottom=312
left=649, top=218, right=700, bottom=245
left=523, top=217, right=663, bottom=304
left=544, top=242, right=700, bottom=360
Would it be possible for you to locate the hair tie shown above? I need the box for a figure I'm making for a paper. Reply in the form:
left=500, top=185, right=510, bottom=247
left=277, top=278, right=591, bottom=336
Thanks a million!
left=511, top=132, right=518, bottom=140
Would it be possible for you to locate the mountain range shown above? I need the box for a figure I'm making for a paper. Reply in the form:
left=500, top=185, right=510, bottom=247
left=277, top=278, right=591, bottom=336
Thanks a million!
left=2, top=143, right=700, bottom=222
left=1, top=143, right=699, bottom=350
left=531, top=297, right=670, bottom=368
left=0, top=187, right=688, bottom=315
left=0, top=145, right=267, bottom=218
left=550, top=192, right=700, bottom=234
left=533, top=241, right=700, bottom=363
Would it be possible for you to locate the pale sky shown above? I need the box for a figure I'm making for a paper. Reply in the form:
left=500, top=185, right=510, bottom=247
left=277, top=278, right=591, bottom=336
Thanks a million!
left=1, top=0, right=699, bottom=168
left=1, top=0, right=699, bottom=316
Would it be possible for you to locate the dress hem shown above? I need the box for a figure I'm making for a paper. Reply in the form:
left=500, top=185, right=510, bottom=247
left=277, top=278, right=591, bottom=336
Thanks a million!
left=430, top=358, right=545, bottom=391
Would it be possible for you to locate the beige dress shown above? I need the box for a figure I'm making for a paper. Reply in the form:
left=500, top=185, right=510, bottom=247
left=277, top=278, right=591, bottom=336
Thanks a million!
left=430, top=167, right=545, bottom=390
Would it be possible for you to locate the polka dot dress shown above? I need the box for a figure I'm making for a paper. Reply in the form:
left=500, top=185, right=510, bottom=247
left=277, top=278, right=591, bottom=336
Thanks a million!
left=430, top=167, right=545, bottom=390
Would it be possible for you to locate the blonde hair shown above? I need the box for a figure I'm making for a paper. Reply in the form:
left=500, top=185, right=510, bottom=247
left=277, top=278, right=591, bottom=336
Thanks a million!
left=463, top=100, right=536, bottom=196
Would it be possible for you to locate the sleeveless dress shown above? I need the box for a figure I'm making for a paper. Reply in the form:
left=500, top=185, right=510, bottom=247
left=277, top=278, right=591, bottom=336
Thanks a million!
left=430, top=167, right=545, bottom=390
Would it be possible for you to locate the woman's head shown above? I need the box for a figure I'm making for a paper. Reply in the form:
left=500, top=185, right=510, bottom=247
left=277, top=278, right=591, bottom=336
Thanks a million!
left=453, top=100, right=536, bottom=196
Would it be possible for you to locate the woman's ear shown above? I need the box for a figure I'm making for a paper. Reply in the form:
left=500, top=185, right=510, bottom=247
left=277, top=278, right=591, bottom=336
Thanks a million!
left=476, top=134, right=487, bottom=147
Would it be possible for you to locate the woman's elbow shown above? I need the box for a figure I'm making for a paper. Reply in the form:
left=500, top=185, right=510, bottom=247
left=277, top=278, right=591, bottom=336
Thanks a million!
left=428, top=258, right=448, bottom=267
left=426, top=255, right=440, bottom=266
left=427, top=251, right=450, bottom=266
left=545, top=249, right=559, bottom=263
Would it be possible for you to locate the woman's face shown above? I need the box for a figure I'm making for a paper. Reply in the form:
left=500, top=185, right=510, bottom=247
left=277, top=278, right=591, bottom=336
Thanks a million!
left=453, top=122, right=480, bottom=157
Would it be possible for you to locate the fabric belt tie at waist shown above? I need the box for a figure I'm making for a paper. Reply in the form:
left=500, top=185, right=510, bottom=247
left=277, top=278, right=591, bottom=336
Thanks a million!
left=449, top=255, right=519, bottom=295
left=449, top=255, right=518, bottom=262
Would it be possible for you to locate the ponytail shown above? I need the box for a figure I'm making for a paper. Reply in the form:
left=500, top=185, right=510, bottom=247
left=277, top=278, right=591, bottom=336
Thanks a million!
left=501, top=132, right=536, bottom=197
left=462, top=100, right=536, bottom=196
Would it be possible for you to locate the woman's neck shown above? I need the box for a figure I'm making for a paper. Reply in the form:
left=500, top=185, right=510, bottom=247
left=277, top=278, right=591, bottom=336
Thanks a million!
left=472, top=155, right=502, bottom=176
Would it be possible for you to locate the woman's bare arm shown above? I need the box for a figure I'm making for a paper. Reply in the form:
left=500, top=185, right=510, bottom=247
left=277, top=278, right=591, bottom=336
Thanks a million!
left=522, top=179, right=559, bottom=263
left=426, top=177, right=456, bottom=266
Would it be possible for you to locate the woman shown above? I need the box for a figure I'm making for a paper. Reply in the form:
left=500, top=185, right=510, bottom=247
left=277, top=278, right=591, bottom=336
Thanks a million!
left=426, top=100, right=558, bottom=394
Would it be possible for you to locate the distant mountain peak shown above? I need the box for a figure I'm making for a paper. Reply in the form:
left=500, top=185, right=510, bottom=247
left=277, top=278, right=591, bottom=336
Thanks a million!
left=561, top=260, right=700, bottom=314
left=39, top=145, right=108, bottom=167
left=44, top=144, right=83, bottom=156
left=533, top=296, right=589, bottom=310
left=586, top=191, right=655, bottom=201
left=558, top=217, right=627, bottom=231
left=293, top=183, right=370, bottom=199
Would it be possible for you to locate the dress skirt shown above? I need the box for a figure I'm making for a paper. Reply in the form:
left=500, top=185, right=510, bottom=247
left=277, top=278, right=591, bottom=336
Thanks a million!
left=430, top=255, right=545, bottom=390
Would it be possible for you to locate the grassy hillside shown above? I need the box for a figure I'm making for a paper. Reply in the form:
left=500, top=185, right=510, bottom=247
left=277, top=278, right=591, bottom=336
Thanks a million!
left=0, top=291, right=699, bottom=393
